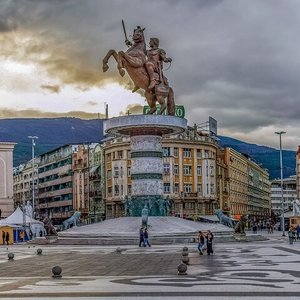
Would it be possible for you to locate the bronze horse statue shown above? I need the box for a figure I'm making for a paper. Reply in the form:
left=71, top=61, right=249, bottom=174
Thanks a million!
left=102, top=26, right=175, bottom=115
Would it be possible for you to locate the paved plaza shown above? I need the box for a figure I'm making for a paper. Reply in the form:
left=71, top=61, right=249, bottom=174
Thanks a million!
left=0, top=231, right=299, bottom=299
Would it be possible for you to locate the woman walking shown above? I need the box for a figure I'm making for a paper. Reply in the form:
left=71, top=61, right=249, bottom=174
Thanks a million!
left=206, top=230, right=214, bottom=255
left=197, top=231, right=205, bottom=255
left=144, top=228, right=151, bottom=247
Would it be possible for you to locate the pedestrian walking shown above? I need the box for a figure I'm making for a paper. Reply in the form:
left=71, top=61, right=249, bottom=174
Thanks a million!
left=288, top=227, right=294, bottom=245
left=260, top=222, right=263, bottom=231
left=19, top=230, right=25, bottom=242
left=296, top=225, right=300, bottom=240
left=206, top=230, right=214, bottom=255
left=139, top=227, right=145, bottom=247
left=143, top=228, right=151, bottom=247
left=5, top=232, right=9, bottom=245
left=197, top=231, right=205, bottom=255
left=2, top=231, right=5, bottom=245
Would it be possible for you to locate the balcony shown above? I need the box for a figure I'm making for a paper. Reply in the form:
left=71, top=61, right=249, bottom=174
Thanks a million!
left=89, top=191, right=102, bottom=197
left=37, top=199, right=72, bottom=209
left=38, top=187, right=72, bottom=198
left=51, top=211, right=72, bottom=218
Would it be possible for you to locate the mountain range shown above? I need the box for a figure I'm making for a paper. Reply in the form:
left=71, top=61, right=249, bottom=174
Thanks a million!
left=0, top=118, right=295, bottom=180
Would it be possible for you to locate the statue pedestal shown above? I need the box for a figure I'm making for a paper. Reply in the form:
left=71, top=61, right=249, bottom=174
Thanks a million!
left=233, top=233, right=247, bottom=241
left=104, top=115, right=187, bottom=216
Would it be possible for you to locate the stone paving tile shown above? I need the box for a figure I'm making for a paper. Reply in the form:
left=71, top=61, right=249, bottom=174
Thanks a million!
left=0, top=251, right=182, bottom=277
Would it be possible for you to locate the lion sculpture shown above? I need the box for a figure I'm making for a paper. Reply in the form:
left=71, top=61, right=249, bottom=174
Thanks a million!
left=62, top=211, right=81, bottom=230
left=214, top=209, right=234, bottom=228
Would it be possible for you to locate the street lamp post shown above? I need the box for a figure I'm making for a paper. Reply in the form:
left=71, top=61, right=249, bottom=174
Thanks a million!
left=28, top=136, right=38, bottom=217
left=275, top=131, right=286, bottom=236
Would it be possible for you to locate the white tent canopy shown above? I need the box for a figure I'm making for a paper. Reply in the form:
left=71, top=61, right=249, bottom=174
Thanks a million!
left=0, top=207, right=43, bottom=226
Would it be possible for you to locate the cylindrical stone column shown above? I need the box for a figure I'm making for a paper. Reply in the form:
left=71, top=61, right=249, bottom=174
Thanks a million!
left=131, top=135, right=163, bottom=197
left=104, top=115, right=187, bottom=217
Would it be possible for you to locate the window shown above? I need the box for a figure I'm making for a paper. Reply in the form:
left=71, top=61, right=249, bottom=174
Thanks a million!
left=164, top=163, right=170, bottom=174
left=164, top=183, right=170, bottom=193
left=204, top=150, right=209, bottom=158
left=107, top=187, right=112, bottom=196
left=114, top=185, right=119, bottom=196
left=185, top=203, right=194, bottom=209
left=174, top=147, right=179, bottom=157
left=174, top=183, right=179, bottom=193
left=107, top=170, right=112, bottom=179
left=197, top=166, right=202, bottom=176
left=197, top=149, right=202, bottom=158
left=117, top=150, right=123, bottom=159
left=184, top=184, right=192, bottom=193
left=174, top=165, right=179, bottom=175
left=163, top=147, right=171, bottom=157
left=114, top=166, right=119, bottom=177
left=197, top=184, right=202, bottom=194
left=210, top=184, right=215, bottom=194
left=183, top=148, right=191, bottom=158
left=127, top=167, right=131, bottom=176
left=184, top=165, right=192, bottom=175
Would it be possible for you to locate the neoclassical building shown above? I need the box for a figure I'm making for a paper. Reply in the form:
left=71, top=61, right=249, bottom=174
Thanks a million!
left=102, top=128, right=219, bottom=219
left=217, top=147, right=270, bottom=219
left=0, top=142, right=16, bottom=217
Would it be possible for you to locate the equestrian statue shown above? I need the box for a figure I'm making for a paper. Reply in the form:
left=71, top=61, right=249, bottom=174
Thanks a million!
left=102, top=20, right=175, bottom=115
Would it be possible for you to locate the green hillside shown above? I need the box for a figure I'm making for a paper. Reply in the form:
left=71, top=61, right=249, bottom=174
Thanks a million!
left=218, top=136, right=296, bottom=180
left=0, top=118, right=295, bottom=180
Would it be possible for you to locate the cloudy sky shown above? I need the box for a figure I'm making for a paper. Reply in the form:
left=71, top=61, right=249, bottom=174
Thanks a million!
left=0, top=0, right=299, bottom=150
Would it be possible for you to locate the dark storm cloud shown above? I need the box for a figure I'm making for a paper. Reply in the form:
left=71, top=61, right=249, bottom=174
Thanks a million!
left=1, top=0, right=300, bottom=148
left=0, top=16, right=17, bottom=32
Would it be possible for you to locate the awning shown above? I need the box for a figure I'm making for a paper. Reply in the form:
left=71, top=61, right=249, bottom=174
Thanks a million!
left=90, top=166, right=100, bottom=174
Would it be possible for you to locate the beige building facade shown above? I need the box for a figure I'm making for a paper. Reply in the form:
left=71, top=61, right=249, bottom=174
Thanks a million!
left=102, top=128, right=219, bottom=219
left=0, top=142, right=16, bottom=217
left=13, top=158, right=39, bottom=210
left=218, top=147, right=270, bottom=219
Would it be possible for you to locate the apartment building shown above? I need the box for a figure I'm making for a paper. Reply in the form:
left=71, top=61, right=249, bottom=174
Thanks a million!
left=218, top=148, right=270, bottom=219
left=37, top=145, right=74, bottom=223
left=89, top=144, right=105, bottom=223
left=271, top=175, right=297, bottom=215
left=247, top=155, right=270, bottom=217
left=13, top=158, right=39, bottom=210
left=72, top=143, right=105, bottom=224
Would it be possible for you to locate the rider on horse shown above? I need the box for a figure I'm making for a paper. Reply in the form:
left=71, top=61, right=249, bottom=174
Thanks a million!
left=145, top=37, right=172, bottom=90
left=102, top=22, right=175, bottom=116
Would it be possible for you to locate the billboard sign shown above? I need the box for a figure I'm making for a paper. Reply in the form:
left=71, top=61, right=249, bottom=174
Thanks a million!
left=143, top=105, right=185, bottom=118
left=209, top=116, right=217, bottom=136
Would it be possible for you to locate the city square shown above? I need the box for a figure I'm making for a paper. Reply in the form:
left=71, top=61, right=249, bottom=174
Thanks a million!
left=1, top=1, right=300, bottom=299
left=0, top=232, right=298, bottom=299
